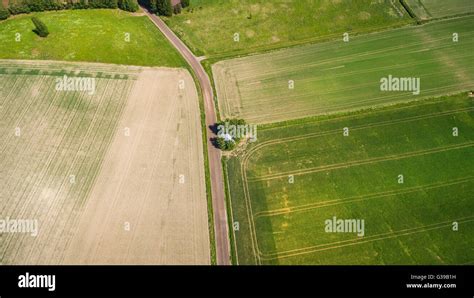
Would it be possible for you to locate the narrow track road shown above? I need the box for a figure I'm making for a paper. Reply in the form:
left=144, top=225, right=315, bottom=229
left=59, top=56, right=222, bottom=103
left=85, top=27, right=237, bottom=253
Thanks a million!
left=143, top=8, right=231, bottom=265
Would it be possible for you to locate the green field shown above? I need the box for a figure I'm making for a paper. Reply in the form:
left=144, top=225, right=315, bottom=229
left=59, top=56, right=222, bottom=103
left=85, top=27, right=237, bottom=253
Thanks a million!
left=213, top=16, right=474, bottom=124
left=0, top=9, right=185, bottom=67
left=226, top=94, right=474, bottom=265
left=166, top=0, right=412, bottom=58
left=405, top=0, right=474, bottom=20
left=0, top=60, right=137, bottom=263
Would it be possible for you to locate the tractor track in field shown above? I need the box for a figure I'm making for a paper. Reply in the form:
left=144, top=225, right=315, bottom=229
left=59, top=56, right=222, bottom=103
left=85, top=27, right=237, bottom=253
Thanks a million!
left=248, top=142, right=474, bottom=182
left=254, top=176, right=474, bottom=218
left=260, top=216, right=474, bottom=261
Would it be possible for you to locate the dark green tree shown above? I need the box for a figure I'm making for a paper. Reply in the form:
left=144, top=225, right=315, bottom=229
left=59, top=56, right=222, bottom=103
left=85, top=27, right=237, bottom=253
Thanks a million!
left=0, top=3, right=10, bottom=20
left=215, top=137, right=227, bottom=151
left=22, top=0, right=62, bottom=12
left=6, top=0, right=138, bottom=15
left=31, top=16, right=49, bottom=37
left=214, top=118, right=247, bottom=151
left=104, top=0, right=119, bottom=8
left=148, top=0, right=158, bottom=13
left=118, top=0, right=139, bottom=12
left=69, top=0, right=88, bottom=9
left=181, top=0, right=190, bottom=8
left=173, top=3, right=181, bottom=14
left=157, top=0, right=172, bottom=16
left=8, top=2, right=31, bottom=15
left=23, top=0, right=43, bottom=12
left=88, top=0, right=115, bottom=8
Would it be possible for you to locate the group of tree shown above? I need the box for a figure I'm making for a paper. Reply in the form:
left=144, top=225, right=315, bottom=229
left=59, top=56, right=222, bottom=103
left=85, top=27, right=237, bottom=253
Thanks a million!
left=215, top=135, right=236, bottom=151
left=213, top=118, right=247, bottom=151
left=144, top=0, right=189, bottom=17
left=146, top=0, right=171, bottom=16
left=1, top=0, right=139, bottom=21
left=118, top=0, right=139, bottom=12
left=0, top=3, right=10, bottom=20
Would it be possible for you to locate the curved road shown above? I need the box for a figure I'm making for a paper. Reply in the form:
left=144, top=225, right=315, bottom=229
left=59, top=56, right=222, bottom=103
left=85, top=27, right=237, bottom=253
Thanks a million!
left=143, top=9, right=231, bottom=265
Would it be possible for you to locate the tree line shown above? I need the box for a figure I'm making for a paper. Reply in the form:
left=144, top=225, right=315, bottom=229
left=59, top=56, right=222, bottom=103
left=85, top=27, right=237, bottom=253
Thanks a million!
left=141, top=0, right=189, bottom=17
left=0, top=0, right=139, bottom=21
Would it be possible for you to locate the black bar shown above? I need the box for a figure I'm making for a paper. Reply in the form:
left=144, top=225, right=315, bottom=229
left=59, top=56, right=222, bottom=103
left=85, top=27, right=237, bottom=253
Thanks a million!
left=0, top=265, right=472, bottom=297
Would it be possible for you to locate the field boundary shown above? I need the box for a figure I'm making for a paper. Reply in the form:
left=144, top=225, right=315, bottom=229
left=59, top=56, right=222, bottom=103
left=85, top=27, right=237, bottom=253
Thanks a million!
left=222, top=158, right=239, bottom=265
left=186, top=67, right=217, bottom=265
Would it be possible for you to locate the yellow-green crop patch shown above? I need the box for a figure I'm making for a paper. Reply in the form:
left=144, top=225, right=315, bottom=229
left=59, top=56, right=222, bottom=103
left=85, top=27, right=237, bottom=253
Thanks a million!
left=166, top=0, right=412, bottom=58
left=213, top=16, right=474, bottom=124
left=226, top=94, right=474, bottom=264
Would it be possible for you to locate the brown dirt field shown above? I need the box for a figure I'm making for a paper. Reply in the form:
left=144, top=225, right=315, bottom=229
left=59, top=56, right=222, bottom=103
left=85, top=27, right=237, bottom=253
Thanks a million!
left=62, top=68, right=210, bottom=264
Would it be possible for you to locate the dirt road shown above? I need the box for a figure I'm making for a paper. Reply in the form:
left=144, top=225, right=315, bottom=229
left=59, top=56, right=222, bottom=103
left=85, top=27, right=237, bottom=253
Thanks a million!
left=143, top=9, right=231, bottom=265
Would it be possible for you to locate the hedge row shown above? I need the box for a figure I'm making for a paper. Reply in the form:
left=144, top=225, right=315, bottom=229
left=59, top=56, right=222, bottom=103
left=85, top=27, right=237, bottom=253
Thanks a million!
left=0, top=0, right=139, bottom=21
left=0, top=4, right=10, bottom=20
left=144, top=0, right=190, bottom=17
